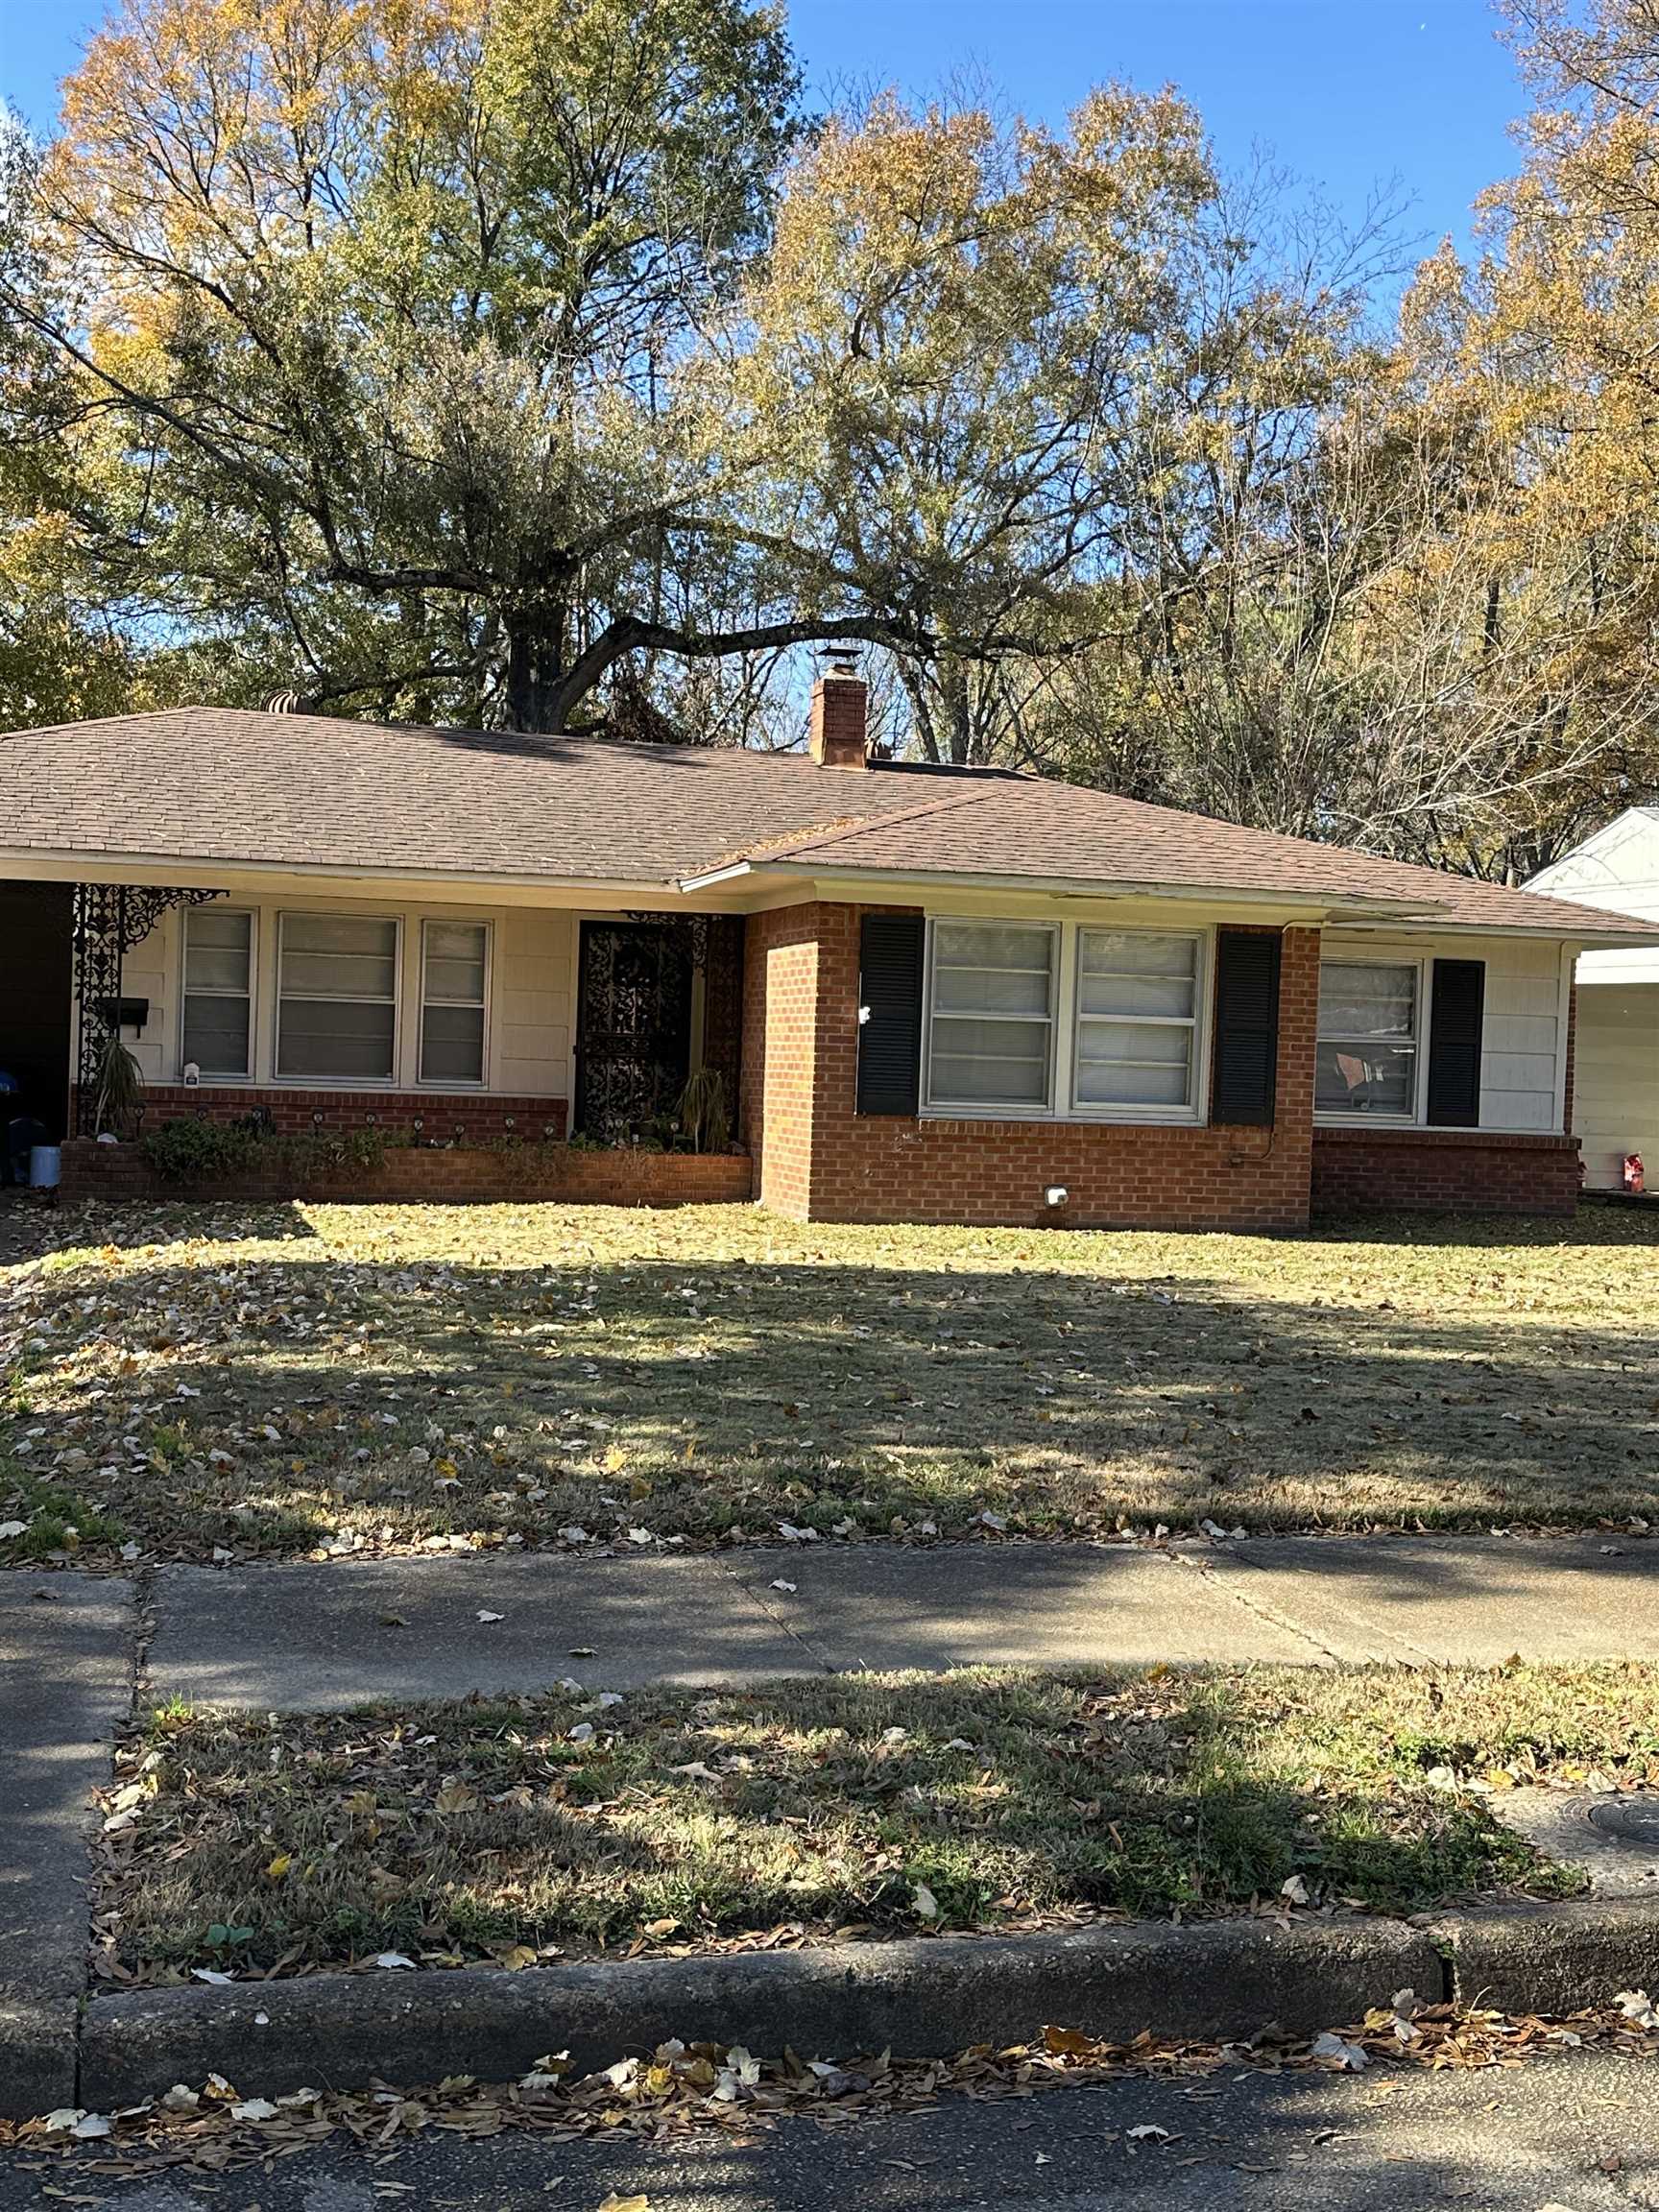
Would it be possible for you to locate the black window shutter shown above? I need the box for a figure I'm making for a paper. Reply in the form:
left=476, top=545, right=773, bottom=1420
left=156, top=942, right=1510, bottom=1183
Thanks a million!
left=856, top=914, right=925, bottom=1115
left=1211, top=930, right=1281, bottom=1126
left=1427, top=958, right=1484, bottom=1127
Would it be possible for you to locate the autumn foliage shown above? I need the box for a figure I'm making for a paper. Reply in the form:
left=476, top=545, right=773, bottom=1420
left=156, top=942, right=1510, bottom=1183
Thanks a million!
left=3, top=0, right=1659, bottom=875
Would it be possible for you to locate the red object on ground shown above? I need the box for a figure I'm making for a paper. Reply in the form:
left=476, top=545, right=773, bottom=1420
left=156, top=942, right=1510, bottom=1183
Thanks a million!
left=1625, top=1152, right=1646, bottom=1195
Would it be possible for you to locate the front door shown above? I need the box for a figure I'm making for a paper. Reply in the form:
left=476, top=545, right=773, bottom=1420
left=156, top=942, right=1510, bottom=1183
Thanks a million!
left=574, top=921, right=693, bottom=1142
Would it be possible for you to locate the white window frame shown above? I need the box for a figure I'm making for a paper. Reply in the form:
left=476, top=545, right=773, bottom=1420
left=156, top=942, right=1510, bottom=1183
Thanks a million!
left=275, top=909, right=402, bottom=1087
left=916, top=918, right=1216, bottom=1125
left=418, top=917, right=492, bottom=1090
left=1067, top=926, right=1208, bottom=1124
left=1313, top=954, right=1428, bottom=1125
left=921, top=918, right=1060, bottom=1118
left=179, top=905, right=256, bottom=1081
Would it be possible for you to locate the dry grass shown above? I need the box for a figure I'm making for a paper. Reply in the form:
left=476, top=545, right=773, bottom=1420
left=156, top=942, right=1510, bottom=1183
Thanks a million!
left=98, top=1660, right=1659, bottom=1982
left=5, top=1198, right=1659, bottom=1561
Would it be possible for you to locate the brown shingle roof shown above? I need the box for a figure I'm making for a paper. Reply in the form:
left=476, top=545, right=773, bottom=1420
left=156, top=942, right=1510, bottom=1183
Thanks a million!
left=0, top=706, right=1650, bottom=940
left=751, top=774, right=1655, bottom=937
left=0, top=708, right=944, bottom=883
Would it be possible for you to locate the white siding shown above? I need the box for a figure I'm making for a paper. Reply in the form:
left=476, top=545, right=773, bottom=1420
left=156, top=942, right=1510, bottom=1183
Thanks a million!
left=1574, top=984, right=1659, bottom=1190
left=116, top=898, right=573, bottom=1097
left=118, top=917, right=176, bottom=1085
left=1319, top=929, right=1569, bottom=1134
left=1527, top=812, right=1659, bottom=1174
left=1529, top=807, right=1659, bottom=984
left=494, top=908, right=570, bottom=1096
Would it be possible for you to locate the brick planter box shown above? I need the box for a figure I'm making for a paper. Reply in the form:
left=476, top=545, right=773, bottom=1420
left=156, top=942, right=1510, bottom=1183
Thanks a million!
left=1310, top=1126, right=1581, bottom=1217
left=57, top=1139, right=754, bottom=1210
left=72, top=1085, right=569, bottom=1144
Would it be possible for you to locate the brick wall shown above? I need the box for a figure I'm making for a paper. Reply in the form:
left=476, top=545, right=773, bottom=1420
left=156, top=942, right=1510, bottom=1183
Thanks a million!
left=58, top=1138, right=752, bottom=1208
left=740, top=903, right=1323, bottom=1231
left=105, top=1085, right=568, bottom=1143
left=1309, top=1126, right=1580, bottom=1216
left=741, top=904, right=824, bottom=1214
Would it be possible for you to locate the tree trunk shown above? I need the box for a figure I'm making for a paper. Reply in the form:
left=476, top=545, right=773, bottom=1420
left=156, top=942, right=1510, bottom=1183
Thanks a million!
left=503, top=605, right=570, bottom=732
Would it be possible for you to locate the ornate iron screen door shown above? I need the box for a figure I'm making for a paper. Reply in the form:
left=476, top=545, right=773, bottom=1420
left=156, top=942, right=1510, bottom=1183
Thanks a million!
left=574, top=922, right=694, bottom=1142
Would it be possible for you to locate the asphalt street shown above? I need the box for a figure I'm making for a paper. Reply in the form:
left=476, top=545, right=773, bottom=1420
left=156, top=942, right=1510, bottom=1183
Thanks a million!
left=3, top=2048, right=1659, bottom=2211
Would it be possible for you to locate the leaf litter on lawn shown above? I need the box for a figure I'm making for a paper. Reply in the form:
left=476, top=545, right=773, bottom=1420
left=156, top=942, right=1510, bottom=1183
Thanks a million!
left=8, top=1200, right=1659, bottom=1561
left=8, top=1998, right=1659, bottom=2178
left=96, top=1663, right=1658, bottom=1982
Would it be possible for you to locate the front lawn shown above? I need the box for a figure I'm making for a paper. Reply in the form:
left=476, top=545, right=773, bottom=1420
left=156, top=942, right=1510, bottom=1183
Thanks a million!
left=4, top=1199, right=1658, bottom=1561
left=95, top=1661, right=1659, bottom=1982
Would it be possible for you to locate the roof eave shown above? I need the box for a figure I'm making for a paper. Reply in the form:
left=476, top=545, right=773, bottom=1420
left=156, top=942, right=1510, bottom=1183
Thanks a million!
left=681, top=855, right=1448, bottom=922
left=680, top=856, right=1659, bottom=939
left=0, top=846, right=706, bottom=905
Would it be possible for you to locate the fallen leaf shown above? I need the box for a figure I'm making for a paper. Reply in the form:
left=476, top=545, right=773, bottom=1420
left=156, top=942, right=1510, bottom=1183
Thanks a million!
left=1310, top=2032, right=1368, bottom=2072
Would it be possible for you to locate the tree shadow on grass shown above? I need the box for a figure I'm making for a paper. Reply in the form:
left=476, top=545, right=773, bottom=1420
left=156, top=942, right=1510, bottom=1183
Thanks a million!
left=3, top=1195, right=320, bottom=1265
left=108, top=1669, right=1562, bottom=1977
left=1310, top=1203, right=1659, bottom=1254
left=12, top=1241, right=1659, bottom=1555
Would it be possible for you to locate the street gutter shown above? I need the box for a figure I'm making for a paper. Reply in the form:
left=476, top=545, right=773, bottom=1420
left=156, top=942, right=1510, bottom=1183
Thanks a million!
left=60, top=1900, right=1659, bottom=2116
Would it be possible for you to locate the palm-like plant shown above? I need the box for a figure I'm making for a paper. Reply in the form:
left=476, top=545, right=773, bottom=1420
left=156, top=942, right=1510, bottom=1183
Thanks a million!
left=93, top=1032, right=145, bottom=1140
left=676, top=1066, right=731, bottom=1154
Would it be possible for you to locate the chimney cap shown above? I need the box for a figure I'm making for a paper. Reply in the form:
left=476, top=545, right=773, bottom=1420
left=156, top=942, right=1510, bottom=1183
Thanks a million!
left=820, top=647, right=861, bottom=678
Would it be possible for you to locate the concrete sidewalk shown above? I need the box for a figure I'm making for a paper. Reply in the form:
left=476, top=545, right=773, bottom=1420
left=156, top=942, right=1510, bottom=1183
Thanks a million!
left=139, top=1532, right=1659, bottom=1712
left=7, top=1533, right=1659, bottom=2112
left=0, top=1574, right=131, bottom=2110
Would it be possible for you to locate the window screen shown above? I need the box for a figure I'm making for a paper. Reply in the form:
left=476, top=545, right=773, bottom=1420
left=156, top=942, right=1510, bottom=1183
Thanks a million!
left=276, top=913, right=398, bottom=1081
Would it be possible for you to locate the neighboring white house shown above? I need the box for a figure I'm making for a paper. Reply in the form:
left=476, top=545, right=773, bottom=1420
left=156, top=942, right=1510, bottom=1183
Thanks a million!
left=1529, top=808, right=1659, bottom=1190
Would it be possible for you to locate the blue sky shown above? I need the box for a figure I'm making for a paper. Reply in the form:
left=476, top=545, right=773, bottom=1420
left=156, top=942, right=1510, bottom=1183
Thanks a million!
left=1, top=0, right=1526, bottom=274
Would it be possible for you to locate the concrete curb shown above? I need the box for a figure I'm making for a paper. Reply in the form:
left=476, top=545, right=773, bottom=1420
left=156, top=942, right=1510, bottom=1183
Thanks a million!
left=0, top=2000, right=77, bottom=2117
left=82, top=1916, right=1437, bottom=2110
left=50, top=1900, right=1659, bottom=2118
left=1433, top=1898, right=1659, bottom=2017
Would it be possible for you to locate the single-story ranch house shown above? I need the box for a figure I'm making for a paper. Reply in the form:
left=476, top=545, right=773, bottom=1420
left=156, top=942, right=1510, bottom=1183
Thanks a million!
left=3, top=670, right=1655, bottom=1228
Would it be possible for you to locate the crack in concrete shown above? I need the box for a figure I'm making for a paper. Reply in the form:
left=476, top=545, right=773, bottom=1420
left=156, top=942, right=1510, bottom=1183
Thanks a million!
left=1169, top=1549, right=1346, bottom=1668
left=711, top=1553, right=837, bottom=1673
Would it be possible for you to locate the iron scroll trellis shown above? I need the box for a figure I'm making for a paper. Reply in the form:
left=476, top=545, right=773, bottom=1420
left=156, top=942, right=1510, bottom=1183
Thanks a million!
left=73, top=883, right=228, bottom=1134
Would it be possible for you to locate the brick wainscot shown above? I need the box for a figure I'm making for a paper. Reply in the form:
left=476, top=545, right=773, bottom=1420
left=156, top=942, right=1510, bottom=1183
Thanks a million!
left=59, top=1085, right=752, bottom=1207
left=1309, top=1127, right=1580, bottom=1216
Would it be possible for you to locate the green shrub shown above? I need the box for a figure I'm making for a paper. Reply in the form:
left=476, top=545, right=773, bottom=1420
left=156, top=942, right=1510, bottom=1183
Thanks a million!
left=142, top=1117, right=263, bottom=1183
left=143, top=1117, right=390, bottom=1186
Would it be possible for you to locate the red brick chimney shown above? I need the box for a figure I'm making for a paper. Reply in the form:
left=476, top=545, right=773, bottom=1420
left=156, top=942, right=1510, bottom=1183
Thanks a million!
left=808, top=657, right=868, bottom=769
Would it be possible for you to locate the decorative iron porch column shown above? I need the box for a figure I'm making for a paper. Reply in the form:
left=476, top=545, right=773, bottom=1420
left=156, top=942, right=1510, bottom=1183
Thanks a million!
left=72, top=884, right=228, bottom=1135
